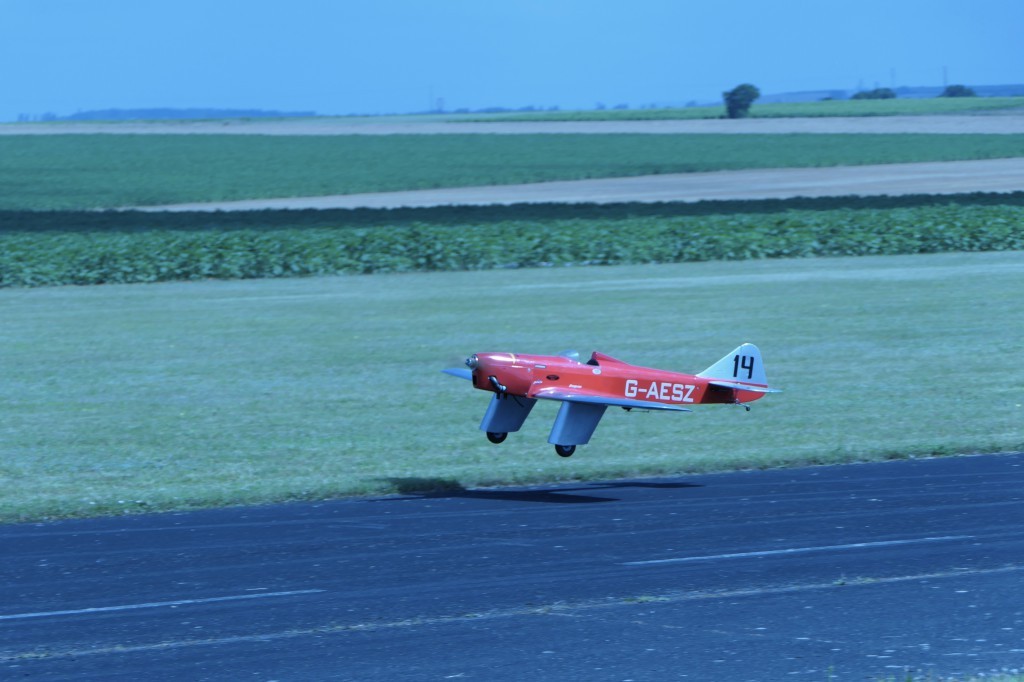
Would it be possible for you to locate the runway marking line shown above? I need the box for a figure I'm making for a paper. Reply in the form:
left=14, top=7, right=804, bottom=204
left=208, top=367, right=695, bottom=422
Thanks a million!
left=3, top=565, right=1021, bottom=664
left=622, top=535, right=974, bottom=566
left=0, top=589, right=325, bottom=622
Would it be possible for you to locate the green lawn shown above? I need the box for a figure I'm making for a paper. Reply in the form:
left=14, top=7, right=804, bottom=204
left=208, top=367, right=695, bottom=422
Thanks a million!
left=2, top=251, right=1021, bottom=522
left=3, top=133, right=1024, bottom=210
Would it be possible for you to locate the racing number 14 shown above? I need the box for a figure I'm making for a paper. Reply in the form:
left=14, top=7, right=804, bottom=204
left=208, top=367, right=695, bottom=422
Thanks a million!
left=733, top=354, right=755, bottom=380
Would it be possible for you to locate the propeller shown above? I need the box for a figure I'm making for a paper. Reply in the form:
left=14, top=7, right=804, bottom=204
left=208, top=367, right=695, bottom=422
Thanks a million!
left=441, top=353, right=475, bottom=380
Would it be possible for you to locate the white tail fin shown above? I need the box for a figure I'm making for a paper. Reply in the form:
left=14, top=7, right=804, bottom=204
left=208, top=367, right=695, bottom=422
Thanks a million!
left=697, top=343, right=771, bottom=387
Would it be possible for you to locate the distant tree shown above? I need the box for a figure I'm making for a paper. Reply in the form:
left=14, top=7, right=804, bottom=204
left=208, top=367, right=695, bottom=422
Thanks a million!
left=851, top=88, right=897, bottom=100
left=940, top=84, right=977, bottom=98
left=722, top=83, right=760, bottom=118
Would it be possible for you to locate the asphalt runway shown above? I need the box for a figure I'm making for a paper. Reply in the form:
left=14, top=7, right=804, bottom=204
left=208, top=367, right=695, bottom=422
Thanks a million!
left=3, top=453, right=1023, bottom=681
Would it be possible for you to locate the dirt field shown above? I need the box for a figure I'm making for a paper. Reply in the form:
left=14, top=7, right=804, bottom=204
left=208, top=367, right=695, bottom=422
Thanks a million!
left=139, top=158, right=1024, bottom=212
left=4, top=113, right=1024, bottom=136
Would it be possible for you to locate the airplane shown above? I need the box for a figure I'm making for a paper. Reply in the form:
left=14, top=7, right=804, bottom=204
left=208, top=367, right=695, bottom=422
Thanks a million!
left=443, top=343, right=779, bottom=457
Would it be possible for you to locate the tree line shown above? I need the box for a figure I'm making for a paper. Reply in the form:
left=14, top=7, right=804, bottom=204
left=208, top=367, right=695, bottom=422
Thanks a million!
left=722, top=83, right=979, bottom=118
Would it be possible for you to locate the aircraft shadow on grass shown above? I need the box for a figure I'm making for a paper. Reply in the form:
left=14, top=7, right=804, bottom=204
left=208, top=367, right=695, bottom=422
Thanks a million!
left=377, top=477, right=701, bottom=505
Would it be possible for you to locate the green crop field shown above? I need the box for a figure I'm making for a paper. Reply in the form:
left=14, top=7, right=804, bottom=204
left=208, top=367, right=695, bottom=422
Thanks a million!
left=1, top=251, right=1021, bottom=522
left=469, top=97, right=1024, bottom=122
left=3, top=194, right=1023, bottom=287
left=3, top=133, right=1024, bottom=210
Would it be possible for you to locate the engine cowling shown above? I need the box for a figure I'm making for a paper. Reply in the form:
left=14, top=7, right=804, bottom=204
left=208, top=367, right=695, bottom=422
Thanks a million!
left=468, top=352, right=534, bottom=396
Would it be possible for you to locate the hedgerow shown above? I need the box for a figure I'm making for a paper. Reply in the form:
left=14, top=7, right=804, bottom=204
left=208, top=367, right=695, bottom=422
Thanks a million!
left=1, top=194, right=1022, bottom=287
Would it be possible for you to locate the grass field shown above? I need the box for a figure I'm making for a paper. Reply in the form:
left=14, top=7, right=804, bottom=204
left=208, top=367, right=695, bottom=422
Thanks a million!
left=2, top=251, right=1021, bottom=522
left=469, top=97, right=1024, bottom=121
left=4, top=133, right=1024, bottom=210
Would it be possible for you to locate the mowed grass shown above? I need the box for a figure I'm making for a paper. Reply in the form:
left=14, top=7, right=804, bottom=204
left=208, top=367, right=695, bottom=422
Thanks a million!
left=1, top=251, right=1021, bottom=522
left=4, top=133, right=1024, bottom=210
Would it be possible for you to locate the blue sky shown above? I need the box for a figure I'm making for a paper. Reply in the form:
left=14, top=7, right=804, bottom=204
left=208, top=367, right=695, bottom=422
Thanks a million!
left=1, top=0, right=1021, bottom=121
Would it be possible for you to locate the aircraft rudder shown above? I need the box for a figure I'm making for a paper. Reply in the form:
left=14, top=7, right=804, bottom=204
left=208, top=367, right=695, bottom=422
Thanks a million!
left=697, top=343, right=768, bottom=385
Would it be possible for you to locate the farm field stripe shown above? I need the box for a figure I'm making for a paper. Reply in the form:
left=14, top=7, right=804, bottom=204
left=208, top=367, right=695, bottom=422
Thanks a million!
left=4, top=202, right=1023, bottom=286
left=135, top=157, right=1024, bottom=212
left=4, top=133, right=1024, bottom=210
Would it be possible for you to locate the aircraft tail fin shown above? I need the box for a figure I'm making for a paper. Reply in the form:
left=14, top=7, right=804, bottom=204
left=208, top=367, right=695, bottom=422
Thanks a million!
left=697, top=343, right=778, bottom=391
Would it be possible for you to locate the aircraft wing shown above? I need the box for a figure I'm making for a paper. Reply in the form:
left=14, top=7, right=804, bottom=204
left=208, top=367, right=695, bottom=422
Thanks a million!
left=530, top=387, right=693, bottom=412
left=707, top=380, right=781, bottom=393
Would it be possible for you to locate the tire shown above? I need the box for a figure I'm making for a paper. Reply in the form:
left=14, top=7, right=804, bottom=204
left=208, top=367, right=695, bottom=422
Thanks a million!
left=554, top=444, right=576, bottom=457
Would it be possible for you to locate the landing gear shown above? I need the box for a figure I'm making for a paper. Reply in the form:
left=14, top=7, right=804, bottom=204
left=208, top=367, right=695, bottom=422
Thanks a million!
left=554, top=444, right=576, bottom=458
left=486, top=431, right=508, bottom=444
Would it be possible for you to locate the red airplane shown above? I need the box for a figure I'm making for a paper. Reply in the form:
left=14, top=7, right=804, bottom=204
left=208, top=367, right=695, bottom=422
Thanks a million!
left=444, top=343, right=779, bottom=457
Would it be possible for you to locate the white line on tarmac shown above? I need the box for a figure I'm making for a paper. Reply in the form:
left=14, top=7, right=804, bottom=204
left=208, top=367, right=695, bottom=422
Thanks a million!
left=0, top=589, right=325, bottom=621
left=623, top=535, right=974, bottom=566
left=5, top=565, right=1021, bottom=663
